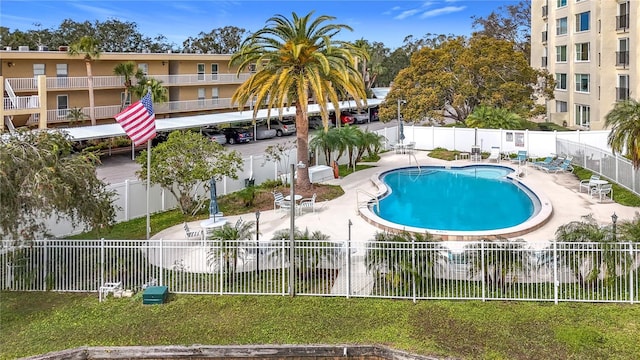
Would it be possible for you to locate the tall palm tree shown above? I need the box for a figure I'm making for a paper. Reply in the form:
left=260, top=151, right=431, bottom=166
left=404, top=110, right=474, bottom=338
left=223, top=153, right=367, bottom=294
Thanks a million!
left=230, top=11, right=367, bottom=191
left=353, top=38, right=371, bottom=89
left=113, top=61, right=144, bottom=110
left=604, top=98, right=640, bottom=169
left=68, top=36, right=101, bottom=126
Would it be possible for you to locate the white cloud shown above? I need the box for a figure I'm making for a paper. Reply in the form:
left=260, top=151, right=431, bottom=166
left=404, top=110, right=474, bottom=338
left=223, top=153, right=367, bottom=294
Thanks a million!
left=420, top=6, right=466, bottom=18
left=394, top=9, right=420, bottom=20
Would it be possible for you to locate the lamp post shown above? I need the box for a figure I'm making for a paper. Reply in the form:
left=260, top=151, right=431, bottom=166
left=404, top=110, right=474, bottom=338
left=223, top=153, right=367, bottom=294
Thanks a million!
left=255, top=210, right=260, bottom=276
left=289, top=161, right=305, bottom=297
left=397, top=98, right=406, bottom=145
left=611, top=212, right=618, bottom=242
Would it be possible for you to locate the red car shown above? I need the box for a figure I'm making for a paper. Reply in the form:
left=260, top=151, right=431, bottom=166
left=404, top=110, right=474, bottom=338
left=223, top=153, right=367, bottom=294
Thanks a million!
left=330, top=111, right=356, bottom=125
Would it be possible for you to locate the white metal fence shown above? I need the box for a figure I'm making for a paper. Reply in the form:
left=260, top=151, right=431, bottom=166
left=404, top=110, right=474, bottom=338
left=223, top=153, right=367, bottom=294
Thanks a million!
left=2, top=240, right=637, bottom=304
left=557, top=139, right=640, bottom=195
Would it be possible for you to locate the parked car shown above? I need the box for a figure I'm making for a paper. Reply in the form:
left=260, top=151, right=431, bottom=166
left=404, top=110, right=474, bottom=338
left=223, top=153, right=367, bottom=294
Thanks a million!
left=201, top=127, right=227, bottom=145
left=308, top=115, right=333, bottom=130
left=333, top=111, right=355, bottom=125
left=349, top=109, right=370, bottom=124
left=268, top=118, right=296, bottom=136
left=254, top=125, right=278, bottom=139
left=222, top=127, right=253, bottom=144
left=370, top=106, right=380, bottom=121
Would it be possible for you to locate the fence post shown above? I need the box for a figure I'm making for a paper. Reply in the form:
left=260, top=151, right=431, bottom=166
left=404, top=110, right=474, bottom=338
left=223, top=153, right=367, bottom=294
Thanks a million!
left=346, top=239, right=351, bottom=299
left=553, top=241, right=558, bottom=305
left=281, top=239, right=286, bottom=296
left=629, top=243, right=634, bottom=304
left=159, top=239, right=164, bottom=287
left=124, top=180, right=130, bottom=221
left=481, top=241, right=485, bottom=302
left=100, top=238, right=105, bottom=291
left=43, top=239, right=48, bottom=291
left=411, top=239, right=416, bottom=303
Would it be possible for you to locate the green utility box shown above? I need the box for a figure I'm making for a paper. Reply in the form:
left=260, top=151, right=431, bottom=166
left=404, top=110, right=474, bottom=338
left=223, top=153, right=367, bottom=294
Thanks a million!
left=142, top=286, right=168, bottom=304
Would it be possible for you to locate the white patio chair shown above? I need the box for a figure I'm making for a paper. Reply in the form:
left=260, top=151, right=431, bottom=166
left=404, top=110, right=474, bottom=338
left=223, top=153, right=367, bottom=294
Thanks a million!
left=579, top=175, right=600, bottom=193
left=273, top=191, right=292, bottom=212
left=487, top=147, right=501, bottom=163
left=299, top=193, right=317, bottom=214
left=591, top=183, right=613, bottom=202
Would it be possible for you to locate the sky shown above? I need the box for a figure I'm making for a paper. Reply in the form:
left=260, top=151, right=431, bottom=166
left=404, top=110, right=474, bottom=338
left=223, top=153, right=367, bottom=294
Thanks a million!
left=0, top=0, right=518, bottom=50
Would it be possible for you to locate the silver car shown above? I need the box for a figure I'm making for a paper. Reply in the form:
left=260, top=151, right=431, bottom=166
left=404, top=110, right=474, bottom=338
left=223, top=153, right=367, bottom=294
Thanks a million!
left=201, top=127, right=227, bottom=145
left=254, top=125, right=277, bottom=140
left=350, top=109, right=370, bottom=124
left=268, top=118, right=297, bottom=136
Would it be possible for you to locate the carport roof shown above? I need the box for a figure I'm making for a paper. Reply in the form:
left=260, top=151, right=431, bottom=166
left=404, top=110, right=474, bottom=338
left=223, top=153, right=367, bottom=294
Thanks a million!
left=64, top=98, right=384, bottom=141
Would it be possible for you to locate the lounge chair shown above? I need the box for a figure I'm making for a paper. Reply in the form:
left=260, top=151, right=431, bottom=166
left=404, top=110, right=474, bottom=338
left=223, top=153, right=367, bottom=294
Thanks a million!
left=299, top=193, right=317, bottom=214
left=537, top=156, right=565, bottom=171
left=579, top=175, right=601, bottom=193
left=487, top=147, right=501, bottom=163
left=533, top=156, right=553, bottom=170
left=511, top=150, right=527, bottom=165
left=542, top=158, right=573, bottom=173
left=591, top=183, right=613, bottom=202
left=183, top=222, right=203, bottom=239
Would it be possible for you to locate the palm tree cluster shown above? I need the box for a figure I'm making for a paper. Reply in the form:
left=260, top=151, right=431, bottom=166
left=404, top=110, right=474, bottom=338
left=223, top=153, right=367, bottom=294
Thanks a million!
left=310, top=126, right=385, bottom=169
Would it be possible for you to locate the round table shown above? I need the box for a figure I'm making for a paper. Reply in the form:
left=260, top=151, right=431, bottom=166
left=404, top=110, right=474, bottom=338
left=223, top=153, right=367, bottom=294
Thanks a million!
left=284, top=194, right=302, bottom=202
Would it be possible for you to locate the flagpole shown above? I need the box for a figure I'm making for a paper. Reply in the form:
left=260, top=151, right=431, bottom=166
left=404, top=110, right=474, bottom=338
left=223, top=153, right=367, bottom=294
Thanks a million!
left=146, top=139, right=151, bottom=240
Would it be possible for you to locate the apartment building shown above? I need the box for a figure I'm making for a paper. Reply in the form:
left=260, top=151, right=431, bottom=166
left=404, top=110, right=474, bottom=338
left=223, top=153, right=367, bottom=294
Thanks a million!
left=531, top=0, right=638, bottom=130
left=1, top=47, right=252, bottom=131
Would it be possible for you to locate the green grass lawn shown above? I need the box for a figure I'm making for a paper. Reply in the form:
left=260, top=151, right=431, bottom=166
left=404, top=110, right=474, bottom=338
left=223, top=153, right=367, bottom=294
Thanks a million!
left=2, top=292, right=639, bottom=360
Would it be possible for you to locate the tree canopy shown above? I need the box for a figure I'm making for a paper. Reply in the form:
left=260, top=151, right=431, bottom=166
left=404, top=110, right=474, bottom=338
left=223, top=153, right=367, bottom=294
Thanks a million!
left=136, top=130, right=243, bottom=215
left=604, top=98, right=640, bottom=169
left=230, top=11, right=367, bottom=191
left=182, top=26, right=248, bottom=54
left=0, top=130, right=117, bottom=241
left=379, top=35, right=553, bottom=125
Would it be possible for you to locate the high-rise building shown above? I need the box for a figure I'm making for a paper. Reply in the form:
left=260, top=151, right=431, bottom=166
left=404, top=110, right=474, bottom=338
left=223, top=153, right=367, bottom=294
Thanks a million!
left=531, top=0, right=638, bottom=130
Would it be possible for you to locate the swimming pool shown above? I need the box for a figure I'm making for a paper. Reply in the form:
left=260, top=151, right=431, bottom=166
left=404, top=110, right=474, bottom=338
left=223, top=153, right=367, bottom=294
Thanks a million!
left=360, top=165, right=552, bottom=240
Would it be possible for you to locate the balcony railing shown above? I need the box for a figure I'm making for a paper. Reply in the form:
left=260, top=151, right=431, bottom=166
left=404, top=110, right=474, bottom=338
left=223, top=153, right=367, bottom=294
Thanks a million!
left=616, top=14, right=629, bottom=30
left=541, top=56, right=548, bottom=67
left=616, top=87, right=629, bottom=102
left=616, top=51, right=629, bottom=67
left=542, top=31, right=548, bottom=43
left=6, top=72, right=253, bottom=92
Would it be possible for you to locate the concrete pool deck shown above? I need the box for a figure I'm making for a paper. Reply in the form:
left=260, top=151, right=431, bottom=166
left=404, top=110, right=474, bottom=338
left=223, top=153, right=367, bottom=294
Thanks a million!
left=152, top=150, right=639, bottom=244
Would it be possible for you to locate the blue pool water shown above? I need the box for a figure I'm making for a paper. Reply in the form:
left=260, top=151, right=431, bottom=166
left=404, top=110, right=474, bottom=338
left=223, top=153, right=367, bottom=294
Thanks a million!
left=376, top=166, right=537, bottom=232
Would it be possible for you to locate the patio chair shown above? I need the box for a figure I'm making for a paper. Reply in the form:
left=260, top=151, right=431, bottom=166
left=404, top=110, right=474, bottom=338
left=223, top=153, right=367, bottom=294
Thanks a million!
left=542, top=158, right=573, bottom=173
left=579, top=175, right=601, bottom=193
left=299, top=193, right=317, bottom=214
left=537, top=156, right=565, bottom=171
left=99, top=281, right=122, bottom=302
left=273, top=191, right=292, bottom=212
left=183, top=222, right=203, bottom=239
left=532, top=156, right=553, bottom=170
left=511, top=150, right=527, bottom=165
left=591, top=183, right=613, bottom=202
left=487, top=147, right=501, bottom=163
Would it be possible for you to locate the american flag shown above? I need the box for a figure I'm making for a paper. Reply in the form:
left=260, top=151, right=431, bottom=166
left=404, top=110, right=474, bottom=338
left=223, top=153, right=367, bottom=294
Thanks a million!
left=115, top=92, right=156, bottom=146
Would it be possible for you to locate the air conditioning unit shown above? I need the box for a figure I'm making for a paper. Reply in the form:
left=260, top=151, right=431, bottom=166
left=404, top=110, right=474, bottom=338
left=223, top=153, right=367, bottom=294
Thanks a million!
left=4, top=46, right=11, bottom=51
left=58, top=46, right=69, bottom=51
left=142, top=49, right=151, bottom=53
left=38, top=45, right=48, bottom=51
left=18, top=45, right=29, bottom=51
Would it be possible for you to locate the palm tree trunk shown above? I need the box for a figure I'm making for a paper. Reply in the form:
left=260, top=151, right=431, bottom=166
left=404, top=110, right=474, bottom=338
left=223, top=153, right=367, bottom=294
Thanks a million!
left=86, top=60, right=96, bottom=126
left=295, top=103, right=312, bottom=191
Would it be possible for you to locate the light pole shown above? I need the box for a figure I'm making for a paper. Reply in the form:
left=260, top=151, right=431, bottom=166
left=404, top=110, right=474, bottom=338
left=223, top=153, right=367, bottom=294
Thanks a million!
left=289, top=161, right=305, bottom=297
left=255, top=210, right=260, bottom=276
left=397, top=98, right=406, bottom=145
left=611, top=212, right=618, bottom=242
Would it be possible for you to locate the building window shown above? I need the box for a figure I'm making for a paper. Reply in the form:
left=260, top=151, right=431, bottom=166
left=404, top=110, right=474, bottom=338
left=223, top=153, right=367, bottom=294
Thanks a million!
left=575, top=73, right=590, bottom=93
left=575, top=42, right=590, bottom=61
left=556, top=45, right=567, bottom=62
left=556, top=17, right=568, bottom=35
left=557, top=0, right=567, bottom=8
left=617, top=38, right=629, bottom=67
left=576, top=11, right=590, bottom=32
left=555, top=73, right=567, bottom=90
left=57, top=94, right=68, bottom=119
left=248, top=63, right=257, bottom=73
left=617, top=2, right=629, bottom=30
left=211, top=63, right=218, bottom=81
left=33, top=63, right=45, bottom=76
left=198, top=87, right=205, bottom=107
left=556, top=101, right=568, bottom=112
left=138, top=63, right=148, bottom=76
left=120, top=92, right=131, bottom=107
left=197, top=63, right=205, bottom=81
left=617, top=75, right=629, bottom=101
left=211, top=87, right=219, bottom=105
left=575, top=104, right=590, bottom=127
left=56, top=63, right=68, bottom=87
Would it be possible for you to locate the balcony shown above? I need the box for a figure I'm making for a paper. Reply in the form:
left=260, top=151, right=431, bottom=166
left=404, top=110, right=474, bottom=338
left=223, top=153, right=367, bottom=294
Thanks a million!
left=542, top=31, right=548, bottom=43
left=616, top=14, right=629, bottom=31
left=616, top=87, right=629, bottom=102
left=616, top=51, right=629, bottom=67
left=541, top=56, right=548, bottom=67
left=6, top=73, right=253, bottom=92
